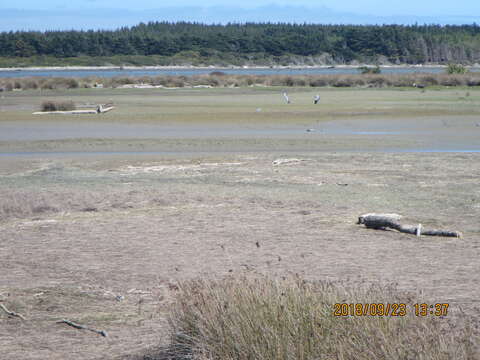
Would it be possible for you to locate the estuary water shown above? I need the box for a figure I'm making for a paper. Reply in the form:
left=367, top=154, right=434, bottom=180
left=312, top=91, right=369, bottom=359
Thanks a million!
left=2, top=66, right=478, bottom=78
left=1, top=116, right=479, bottom=155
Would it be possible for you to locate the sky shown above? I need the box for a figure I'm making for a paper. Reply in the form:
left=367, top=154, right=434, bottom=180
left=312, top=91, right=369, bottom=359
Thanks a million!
left=1, top=0, right=479, bottom=31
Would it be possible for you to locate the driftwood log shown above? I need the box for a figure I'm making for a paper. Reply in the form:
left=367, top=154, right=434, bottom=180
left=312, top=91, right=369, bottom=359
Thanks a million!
left=58, top=319, right=108, bottom=337
left=357, top=213, right=461, bottom=238
left=33, top=104, right=114, bottom=115
left=0, top=303, right=26, bottom=320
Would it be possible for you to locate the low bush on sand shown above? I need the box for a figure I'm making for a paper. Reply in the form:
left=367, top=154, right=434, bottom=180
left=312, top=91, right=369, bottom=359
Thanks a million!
left=41, top=100, right=76, bottom=112
left=358, top=65, right=381, bottom=74
left=166, top=275, right=478, bottom=360
left=447, top=63, right=468, bottom=75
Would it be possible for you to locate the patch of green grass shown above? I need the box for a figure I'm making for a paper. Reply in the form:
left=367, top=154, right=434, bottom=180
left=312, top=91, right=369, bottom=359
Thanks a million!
left=1, top=87, right=479, bottom=129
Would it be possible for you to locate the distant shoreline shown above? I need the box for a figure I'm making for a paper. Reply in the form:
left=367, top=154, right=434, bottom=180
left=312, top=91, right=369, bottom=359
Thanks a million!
left=0, top=64, right=459, bottom=72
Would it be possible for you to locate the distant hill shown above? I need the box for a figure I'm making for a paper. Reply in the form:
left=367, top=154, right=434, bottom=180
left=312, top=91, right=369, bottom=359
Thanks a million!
left=1, top=22, right=480, bottom=67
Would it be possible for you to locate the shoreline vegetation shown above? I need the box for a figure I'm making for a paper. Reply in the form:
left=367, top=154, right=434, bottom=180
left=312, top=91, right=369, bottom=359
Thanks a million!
left=2, top=72, right=480, bottom=91
left=0, top=57, right=479, bottom=71
left=2, top=23, right=480, bottom=67
left=0, top=64, right=472, bottom=72
left=0, top=55, right=366, bottom=71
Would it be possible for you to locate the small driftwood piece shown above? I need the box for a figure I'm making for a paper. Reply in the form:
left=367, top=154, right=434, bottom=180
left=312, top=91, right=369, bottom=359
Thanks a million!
left=357, top=213, right=461, bottom=238
left=0, top=304, right=26, bottom=320
left=58, top=319, right=108, bottom=337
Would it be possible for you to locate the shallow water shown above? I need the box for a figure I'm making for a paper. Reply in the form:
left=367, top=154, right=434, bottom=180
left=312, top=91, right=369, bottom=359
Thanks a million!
left=390, top=149, right=480, bottom=153
left=2, top=66, right=475, bottom=79
left=1, top=149, right=480, bottom=158
left=3, top=117, right=478, bottom=142
left=1, top=116, right=479, bottom=155
left=0, top=121, right=303, bottom=141
left=319, top=117, right=480, bottom=134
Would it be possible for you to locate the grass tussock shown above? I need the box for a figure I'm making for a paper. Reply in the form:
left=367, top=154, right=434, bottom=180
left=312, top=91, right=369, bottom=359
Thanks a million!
left=167, top=275, right=478, bottom=360
left=0, top=184, right=176, bottom=222
left=0, top=191, right=60, bottom=220
left=2, top=73, right=480, bottom=92
left=41, top=100, right=76, bottom=112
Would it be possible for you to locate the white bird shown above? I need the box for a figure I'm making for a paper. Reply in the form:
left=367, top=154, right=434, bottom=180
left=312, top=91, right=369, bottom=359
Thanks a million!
left=283, top=92, right=290, bottom=104
left=314, top=94, right=320, bottom=104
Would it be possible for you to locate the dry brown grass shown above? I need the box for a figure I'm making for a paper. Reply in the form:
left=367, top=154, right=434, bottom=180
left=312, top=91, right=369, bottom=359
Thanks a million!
left=0, top=153, right=479, bottom=359
left=0, top=190, right=61, bottom=220
left=166, top=275, right=478, bottom=360
left=0, top=186, right=167, bottom=222
left=2, top=73, right=480, bottom=92
left=41, top=100, right=76, bottom=112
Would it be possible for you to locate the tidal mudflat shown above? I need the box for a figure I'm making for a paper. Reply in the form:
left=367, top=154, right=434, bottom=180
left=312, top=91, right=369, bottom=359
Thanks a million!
left=0, top=87, right=479, bottom=359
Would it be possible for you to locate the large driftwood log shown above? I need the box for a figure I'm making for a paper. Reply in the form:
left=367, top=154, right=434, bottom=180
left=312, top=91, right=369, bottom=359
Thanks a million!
left=357, top=214, right=461, bottom=238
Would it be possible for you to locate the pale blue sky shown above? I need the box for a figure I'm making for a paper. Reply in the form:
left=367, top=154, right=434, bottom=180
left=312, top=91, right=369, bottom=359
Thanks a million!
left=1, top=1, right=479, bottom=31
left=4, top=0, right=480, bottom=15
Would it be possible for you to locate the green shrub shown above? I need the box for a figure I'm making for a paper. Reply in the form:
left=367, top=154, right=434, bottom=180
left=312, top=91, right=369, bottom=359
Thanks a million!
left=293, top=77, right=307, bottom=86
left=332, top=77, right=353, bottom=87
left=41, top=100, right=76, bottom=112
left=419, top=75, right=439, bottom=86
left=284, top=76, right=295, bottom=86
left=446, top=63, right=468, bottom=74
left=467, top=77, right=480, bottom=86
left=113, top=77, right=134, bottom=85
left=367, top=75, right=387, bottom=87
left=65, top=78, right=79, bottom=89
left=246, top=77, right=255, bottom=86
left=22, top=78, right=39, bottom=90
left=308, top=77, right=328, bottom=87
left=40, top=81, right=52, bottom=90
left=358, top=65, right=381, bottom=74
left=439, top=75, right=465, bottom=86
left=168, top=78, right=186, bottom=88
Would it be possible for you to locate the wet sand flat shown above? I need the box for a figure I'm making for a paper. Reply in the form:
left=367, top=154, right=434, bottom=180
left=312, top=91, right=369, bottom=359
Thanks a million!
left=0, top=87, right=479, bottom=359
left=1, top=87, right=479, bottom=153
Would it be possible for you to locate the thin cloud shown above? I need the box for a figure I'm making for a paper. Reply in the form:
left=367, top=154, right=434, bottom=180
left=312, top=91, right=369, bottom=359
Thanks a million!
left=1, top=5, right=478, bottom=32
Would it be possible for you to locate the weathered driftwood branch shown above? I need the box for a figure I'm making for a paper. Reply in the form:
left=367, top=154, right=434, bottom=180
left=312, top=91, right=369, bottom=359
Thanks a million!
left=357, top=213, right=461, bottom=238
left=33, top=104, right=114, bottom=115
left=96, top=104, right=115, bottom=114
left=58, top=319, right=108, bottom=337
left=0, top=303, right=26, bottom=320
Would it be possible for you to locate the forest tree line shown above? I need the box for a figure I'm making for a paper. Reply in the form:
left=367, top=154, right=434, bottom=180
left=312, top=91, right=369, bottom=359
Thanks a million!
left=1, top=22, right=480, bottom=65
